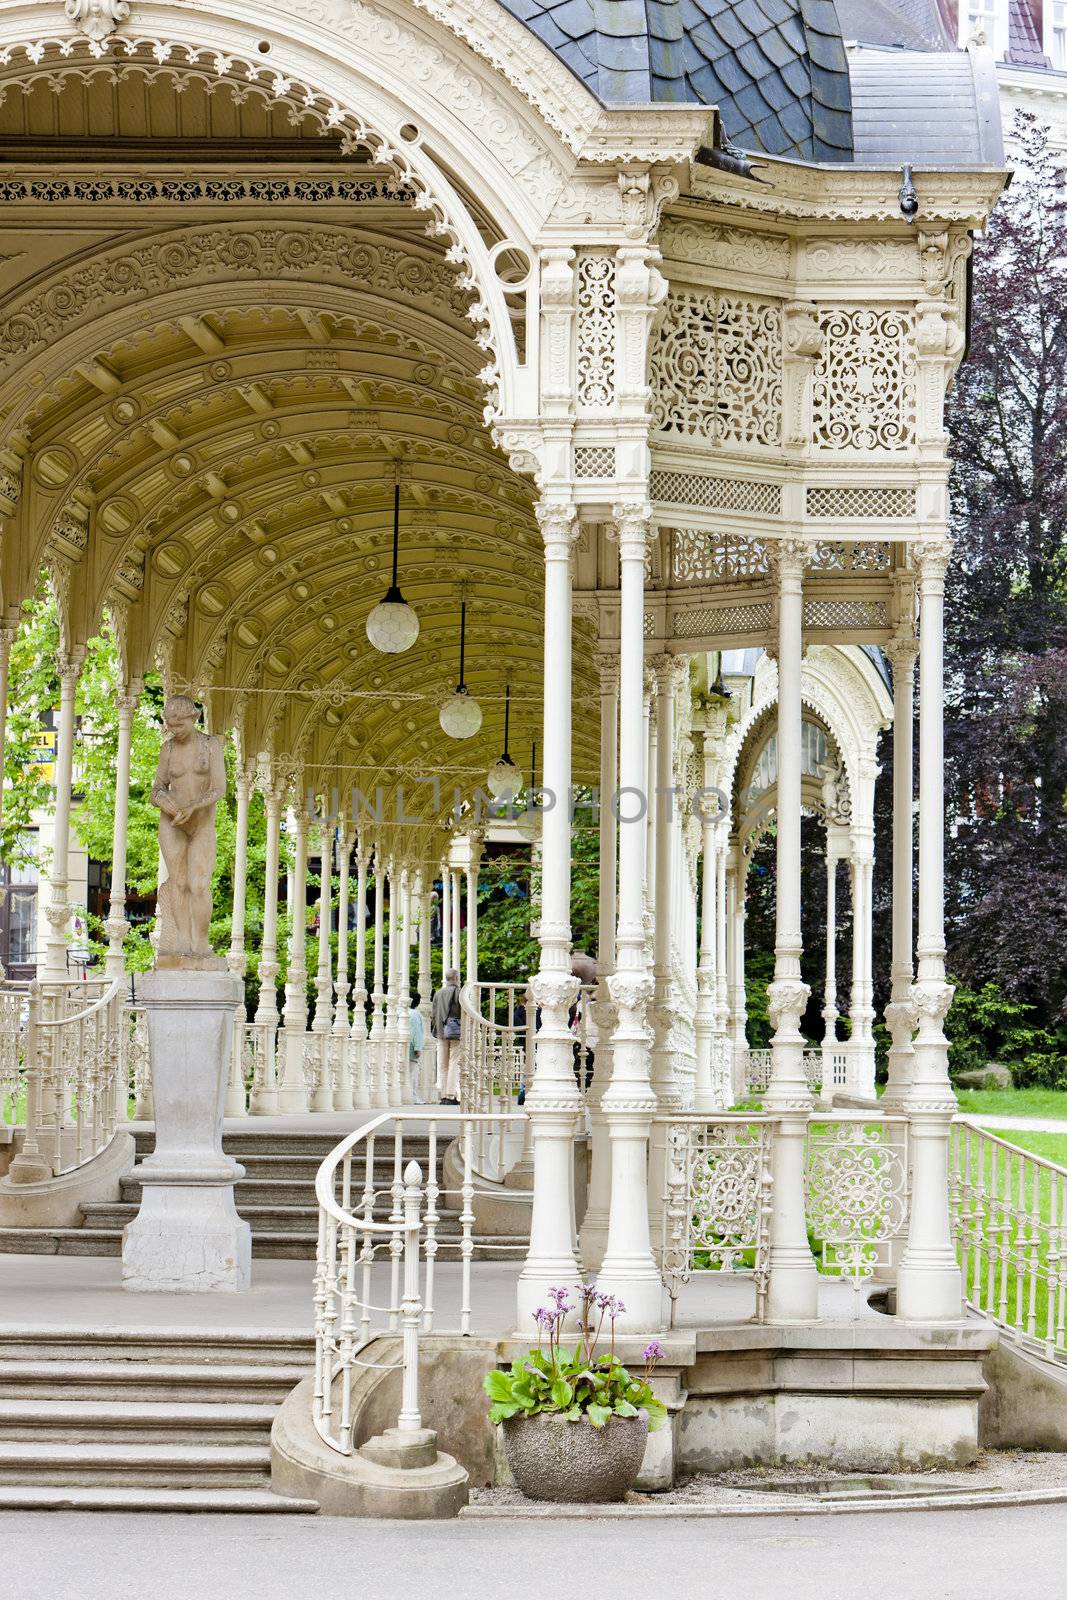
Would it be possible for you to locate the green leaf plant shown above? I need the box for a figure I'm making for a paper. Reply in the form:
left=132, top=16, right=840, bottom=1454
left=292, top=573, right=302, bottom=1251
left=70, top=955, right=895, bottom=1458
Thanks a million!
left=483, top=1283, right=668, bottom=1431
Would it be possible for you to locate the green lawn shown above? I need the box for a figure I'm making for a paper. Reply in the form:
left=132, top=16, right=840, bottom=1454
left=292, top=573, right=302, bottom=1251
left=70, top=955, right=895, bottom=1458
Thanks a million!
left=982, top=1128, right=1067, bottom=1167
left=953, top=1087, right=1067, bottom=1120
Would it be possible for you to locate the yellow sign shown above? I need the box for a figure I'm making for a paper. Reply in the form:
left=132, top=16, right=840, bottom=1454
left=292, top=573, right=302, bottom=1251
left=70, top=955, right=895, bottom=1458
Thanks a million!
left=27, top=727, right=55, bottom=782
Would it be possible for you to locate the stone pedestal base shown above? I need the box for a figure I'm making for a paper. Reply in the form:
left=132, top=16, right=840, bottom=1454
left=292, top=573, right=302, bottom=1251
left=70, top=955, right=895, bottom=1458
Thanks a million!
left=122, top=968, right=251, bottom=1294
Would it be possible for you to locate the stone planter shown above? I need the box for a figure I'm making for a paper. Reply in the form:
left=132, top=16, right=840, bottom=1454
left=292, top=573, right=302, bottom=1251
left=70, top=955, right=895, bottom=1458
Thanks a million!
left=502, top=1412, right=649, bottom=1503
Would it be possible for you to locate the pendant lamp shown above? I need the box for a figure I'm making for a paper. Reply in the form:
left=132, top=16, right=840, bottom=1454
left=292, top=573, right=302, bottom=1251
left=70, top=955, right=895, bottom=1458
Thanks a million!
left=487, top=684, right=523, bottom=801
left=365, top=472, right=419, bottom=654
left=439, top=598, right=483, bottom=739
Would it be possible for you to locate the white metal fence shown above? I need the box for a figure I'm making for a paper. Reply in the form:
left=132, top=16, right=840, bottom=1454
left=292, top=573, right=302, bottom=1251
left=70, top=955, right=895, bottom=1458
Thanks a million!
left=951, top=1120, right=1067, bottom=1361
left=657, top=1109, right=912, bottom=1320
left=745, top=1046, right=827, bottom=1098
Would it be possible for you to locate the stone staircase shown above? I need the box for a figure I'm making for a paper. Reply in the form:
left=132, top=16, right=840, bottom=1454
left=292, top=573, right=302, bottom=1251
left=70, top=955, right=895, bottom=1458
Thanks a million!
left=0, top=1327, right=319, bottom=1511
left=0, top=1128, right=526, bottom=1259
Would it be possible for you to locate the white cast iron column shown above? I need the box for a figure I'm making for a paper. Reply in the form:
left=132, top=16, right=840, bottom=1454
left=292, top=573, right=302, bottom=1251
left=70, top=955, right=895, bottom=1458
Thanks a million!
left=726, top=846, right=748, bottom=1096
left=764, top=542, right=818, bottom=1321
left=369, top=846, right=387, bottom=1106
left=647, top=653, right=686, bottom=1224
left=715, top=834, right=729, bottom=1094
left=224, top=755, right=254, bottom=1118
left=415, top=871, right=432, bottom=1098
left=465, top=840, right=481, bottom=986
left=821, top=836, right=838, bottom=1083
left=279, top=803, right=309, bottom=1113
left=332, top=821, right=354, bottom=1111
left=883, top=628, right=919, bottom=1109
left=350, top=840, right=371, bottom=1110
left=250, top=774, right=282, bottom=1114
left=517, top=500, right=581, bottom=1324
left=310, top=832, right=334, bottom=1112
left=440, top=865, right=451, bottom=973
left=41, top=648, right=85, bottom=981
left=450, top=868, right=462, bottom=979
left=847, top=820, right=876, bottom=1098
left=599, top=504, right=662, bottom=1329
left=693, top=731, right=719, bottom=1112
left=395, top=865, right=412, bottom=1104
left=897, top=539, right=962, bottom=1321
left=579, top=653, right=618, bottom=1272
left=385, top=858, right=402, bottom=1109
left=104, top=682, right=142, bottom=979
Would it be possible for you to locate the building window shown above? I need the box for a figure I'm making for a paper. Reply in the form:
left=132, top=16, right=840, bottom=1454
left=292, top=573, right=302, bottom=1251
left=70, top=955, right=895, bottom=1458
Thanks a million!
left=1048, top=0, right=1067, bottom=69
left=1, top=831, right=39, bottom=977
left=959, top=0, right=1006, bottom=59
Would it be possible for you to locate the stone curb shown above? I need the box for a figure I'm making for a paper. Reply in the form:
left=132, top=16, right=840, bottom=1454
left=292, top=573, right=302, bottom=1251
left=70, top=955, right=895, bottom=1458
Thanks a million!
left=461, top=1485, right=1067, bottom=1519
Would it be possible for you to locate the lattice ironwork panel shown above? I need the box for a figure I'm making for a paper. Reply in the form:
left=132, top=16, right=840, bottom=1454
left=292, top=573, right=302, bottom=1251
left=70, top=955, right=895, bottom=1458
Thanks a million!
left=651, top=290, right=782, bottom=447
left=804, top=599, right=887, bottom=630
left=650, top=468, right=781, bottom=516
left=811, top=307, right=917, bottom=451
left=673, top=602, right=772, bottom=639
left=806, top=484, right=917, bottom=518
left=808, top=541, right=892, bottom=573
left=660, top=1118, right=771, bottom=1318
left=573, top=444, right=615, bottom=479
left=806, top=1120, right=909, bottom=1286
left=576, top=252, right=615, bottom=411
left=669, top=528, right=770, bottom=585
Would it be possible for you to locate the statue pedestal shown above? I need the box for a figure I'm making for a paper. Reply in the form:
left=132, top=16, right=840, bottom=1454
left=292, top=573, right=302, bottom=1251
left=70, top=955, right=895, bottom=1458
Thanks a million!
left=122, top=969, right=252, bottom=1293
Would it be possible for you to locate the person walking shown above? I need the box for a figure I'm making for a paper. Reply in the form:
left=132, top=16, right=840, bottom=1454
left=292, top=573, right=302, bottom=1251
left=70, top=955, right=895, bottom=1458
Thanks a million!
left=431, top=967, right=462, bottom=1104
left=408, top=989, right=426, bottom=1102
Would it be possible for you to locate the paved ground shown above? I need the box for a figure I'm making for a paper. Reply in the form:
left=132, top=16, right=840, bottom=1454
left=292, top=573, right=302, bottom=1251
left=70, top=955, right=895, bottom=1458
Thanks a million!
left=3, top=1505, right=1064, bottom=1600
left=0, top=1251, right=868, bottom=1336
left=968, top=1115, right=1067, bottom=1133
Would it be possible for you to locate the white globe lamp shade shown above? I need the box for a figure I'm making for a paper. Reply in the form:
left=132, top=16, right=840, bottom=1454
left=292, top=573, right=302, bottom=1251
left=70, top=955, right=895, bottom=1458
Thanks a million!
left=487, top=755, right=523, bottom=802
left=366, top=595, right=420, bottom=654
left=440, top=688, right=483, bottom=739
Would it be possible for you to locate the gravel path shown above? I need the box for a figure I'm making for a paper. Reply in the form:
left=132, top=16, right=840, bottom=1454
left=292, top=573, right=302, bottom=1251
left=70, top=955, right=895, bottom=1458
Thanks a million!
left=470, top=1450, right=1067, bottom=1510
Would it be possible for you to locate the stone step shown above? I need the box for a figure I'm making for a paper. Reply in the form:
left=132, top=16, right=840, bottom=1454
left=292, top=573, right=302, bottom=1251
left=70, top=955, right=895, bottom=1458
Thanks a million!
left=0, top=1358, right=309, bottom=1404
left=132, top=1131, right=438, bottom=1160
left=0, top=1329, right=313, bottom=1365
left=0, top=1397, right=278, bottom=1445
left=0, top=1484, right=319, bottom=1512
left=0, top=1440, right=272, bottom=1489
left=0, top=1223, right=524, bottom=1261
left=85, top=1199, right=470, bottom=1234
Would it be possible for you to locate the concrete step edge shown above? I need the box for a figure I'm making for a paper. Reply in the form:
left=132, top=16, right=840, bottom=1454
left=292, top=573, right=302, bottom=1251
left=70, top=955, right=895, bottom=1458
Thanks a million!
left=0, top=1485, right=319, bottom=1512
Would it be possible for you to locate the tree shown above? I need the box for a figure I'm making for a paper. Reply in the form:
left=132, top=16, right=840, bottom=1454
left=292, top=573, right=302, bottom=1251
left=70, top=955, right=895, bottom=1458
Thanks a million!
left=940, top=114, right=1067, bottom=1021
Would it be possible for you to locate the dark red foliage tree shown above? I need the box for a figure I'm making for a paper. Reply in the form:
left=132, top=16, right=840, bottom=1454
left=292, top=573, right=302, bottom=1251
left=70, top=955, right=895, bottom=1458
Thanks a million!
left=940, top=114, right=1067, bottom=1018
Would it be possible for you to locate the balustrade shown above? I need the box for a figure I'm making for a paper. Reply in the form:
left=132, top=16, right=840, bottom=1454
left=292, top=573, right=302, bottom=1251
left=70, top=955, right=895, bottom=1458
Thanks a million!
left=950, top=1121, right=1067, bottom=1359
left=313, top=1109, right=524, bottom=1457
left=655, top=1108, right=913, bottom=1323
left=6, top=978, right=126, bottom=1181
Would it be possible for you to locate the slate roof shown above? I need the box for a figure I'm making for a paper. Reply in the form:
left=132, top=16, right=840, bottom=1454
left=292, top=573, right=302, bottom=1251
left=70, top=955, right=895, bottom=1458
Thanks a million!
left=501, top=0, right=1001, bottom=165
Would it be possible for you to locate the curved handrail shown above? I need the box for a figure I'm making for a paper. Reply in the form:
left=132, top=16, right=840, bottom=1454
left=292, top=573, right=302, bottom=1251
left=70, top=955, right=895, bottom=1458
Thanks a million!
left=8, top=975, right=127, bottom=1181
left=312, top=1107, right=526, bottom=1456
left=34, top=976, right=122, bottom=1029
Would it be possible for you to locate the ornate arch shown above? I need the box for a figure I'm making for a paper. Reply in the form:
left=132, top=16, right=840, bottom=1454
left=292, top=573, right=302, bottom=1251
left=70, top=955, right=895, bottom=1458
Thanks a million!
left=0, top=0, right=585, bottom=417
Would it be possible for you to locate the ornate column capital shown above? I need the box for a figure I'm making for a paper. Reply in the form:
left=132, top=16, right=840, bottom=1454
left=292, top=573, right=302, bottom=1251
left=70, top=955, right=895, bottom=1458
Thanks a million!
left=57, top=644, right=86, bottom=686
left=885, top=634, right=919, bottom=680
left=115, top=681, right=143, bottom=719
left=596, top=656, right=619, bottom=696
left=535, top=499, right=579, bottom=553
left=768, top=538, right=809, bottom=584
left=911, top=536, right=953, bottom=584
left=783, top=299, right=823, bottom=358
left=608, top=501, right=653, bottom=561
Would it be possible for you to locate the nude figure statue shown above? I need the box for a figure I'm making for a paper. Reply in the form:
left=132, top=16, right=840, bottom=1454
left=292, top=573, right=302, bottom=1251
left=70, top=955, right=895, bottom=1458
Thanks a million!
left=150, top=695, right=227, bottom=966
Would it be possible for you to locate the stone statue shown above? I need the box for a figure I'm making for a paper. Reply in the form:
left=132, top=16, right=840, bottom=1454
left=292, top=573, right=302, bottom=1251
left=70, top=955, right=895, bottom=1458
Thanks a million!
left=150, top=695, right=227, bottom=968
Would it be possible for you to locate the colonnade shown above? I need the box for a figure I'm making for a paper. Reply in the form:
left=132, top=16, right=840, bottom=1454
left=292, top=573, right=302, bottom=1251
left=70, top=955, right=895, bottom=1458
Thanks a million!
left=13, top=518, right=960, bottom=1328
left=517, top=512, right=959, bottom=1330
